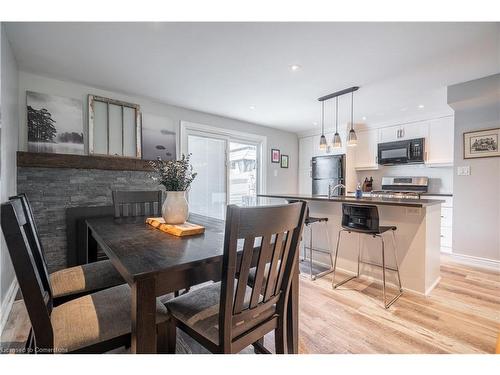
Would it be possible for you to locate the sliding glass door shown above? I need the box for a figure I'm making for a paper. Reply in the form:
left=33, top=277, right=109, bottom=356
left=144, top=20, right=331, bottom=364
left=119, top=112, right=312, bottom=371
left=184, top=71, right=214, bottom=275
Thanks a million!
left=186, top=131, right=261, bottom=219
left=187, top=134, right=227, bottom=220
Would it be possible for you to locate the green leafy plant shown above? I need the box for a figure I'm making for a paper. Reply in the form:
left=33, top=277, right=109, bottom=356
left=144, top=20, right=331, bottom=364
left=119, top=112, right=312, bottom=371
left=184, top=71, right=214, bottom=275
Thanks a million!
left=149, top=154, right=197, bottom=191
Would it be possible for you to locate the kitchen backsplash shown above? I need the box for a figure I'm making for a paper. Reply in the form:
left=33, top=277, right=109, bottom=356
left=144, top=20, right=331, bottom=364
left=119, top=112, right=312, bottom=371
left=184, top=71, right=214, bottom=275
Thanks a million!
left=356, top=164, right=453, bottom=194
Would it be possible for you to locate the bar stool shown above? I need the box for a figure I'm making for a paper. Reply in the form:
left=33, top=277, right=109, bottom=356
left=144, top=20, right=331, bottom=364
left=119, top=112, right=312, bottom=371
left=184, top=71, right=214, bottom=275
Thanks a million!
left=289, top=200, right=333, bottom=280
left=332, top=203, right=403, bottom=309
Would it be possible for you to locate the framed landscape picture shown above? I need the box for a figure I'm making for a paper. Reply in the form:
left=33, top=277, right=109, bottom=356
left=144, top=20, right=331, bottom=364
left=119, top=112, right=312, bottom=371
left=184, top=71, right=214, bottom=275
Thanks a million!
left=463, top=127, right=500, bottom=159
left=281, top=154, right=289, bottom=168
left=27, top=91, right=84, bottom=155
left=271, top=148, right=280, bottom=163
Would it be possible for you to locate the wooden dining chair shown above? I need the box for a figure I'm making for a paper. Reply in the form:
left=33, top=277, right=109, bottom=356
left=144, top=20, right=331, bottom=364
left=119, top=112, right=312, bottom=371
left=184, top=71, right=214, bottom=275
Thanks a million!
left=10, top=193, right=124, bottom=307
left=164, top=202, right=307, bottom=354
left=112, top=190, right=163, bottom=218
left=1, top=198, right=169, bottom=354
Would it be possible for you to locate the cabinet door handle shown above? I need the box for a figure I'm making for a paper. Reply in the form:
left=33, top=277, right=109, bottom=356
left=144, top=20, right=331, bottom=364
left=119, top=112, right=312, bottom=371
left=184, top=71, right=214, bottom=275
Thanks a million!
left=396, top=129, right=400, bottom=138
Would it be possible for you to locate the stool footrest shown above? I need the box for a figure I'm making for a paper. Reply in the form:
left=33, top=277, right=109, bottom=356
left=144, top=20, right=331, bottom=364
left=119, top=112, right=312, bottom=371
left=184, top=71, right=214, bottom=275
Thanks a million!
left=333, top=274, right=357, bottom=289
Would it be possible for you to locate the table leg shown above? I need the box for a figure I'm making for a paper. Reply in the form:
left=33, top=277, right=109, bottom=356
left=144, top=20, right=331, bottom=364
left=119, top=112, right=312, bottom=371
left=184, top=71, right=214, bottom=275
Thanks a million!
left=131, top=277, right=157, bottom=353
left=286, top=261, right=299, bottom=354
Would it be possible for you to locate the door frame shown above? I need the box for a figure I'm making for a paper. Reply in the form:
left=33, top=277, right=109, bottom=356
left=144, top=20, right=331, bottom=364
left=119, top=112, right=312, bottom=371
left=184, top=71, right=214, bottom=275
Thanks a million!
left=180, top=121, right=267, bottom=205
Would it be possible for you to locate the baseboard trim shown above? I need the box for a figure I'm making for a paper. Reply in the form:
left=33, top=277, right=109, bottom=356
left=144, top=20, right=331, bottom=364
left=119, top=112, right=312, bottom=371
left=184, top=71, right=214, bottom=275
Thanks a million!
left=0, top=279, right=19, bottom=337
left=448, top=253, right=500, bottom=271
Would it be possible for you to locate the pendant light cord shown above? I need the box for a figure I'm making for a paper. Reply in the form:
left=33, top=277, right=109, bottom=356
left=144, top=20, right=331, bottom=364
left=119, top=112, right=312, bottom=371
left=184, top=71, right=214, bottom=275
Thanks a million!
left=335, top=97, right=339, bottom=133
left=351, top=91, right=354, bottom=130
left=321, top=101, right=325, bottom=135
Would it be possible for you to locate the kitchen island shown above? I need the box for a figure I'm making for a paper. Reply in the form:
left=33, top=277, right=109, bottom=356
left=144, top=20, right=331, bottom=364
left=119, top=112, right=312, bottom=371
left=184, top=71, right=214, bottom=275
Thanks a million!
left=258, top=194, right=444, bottom=295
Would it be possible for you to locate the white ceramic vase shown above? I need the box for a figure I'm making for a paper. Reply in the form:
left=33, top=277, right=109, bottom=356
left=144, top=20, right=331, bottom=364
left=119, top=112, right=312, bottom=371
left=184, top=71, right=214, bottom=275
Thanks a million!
left=162, top=191, right=189, bottom=224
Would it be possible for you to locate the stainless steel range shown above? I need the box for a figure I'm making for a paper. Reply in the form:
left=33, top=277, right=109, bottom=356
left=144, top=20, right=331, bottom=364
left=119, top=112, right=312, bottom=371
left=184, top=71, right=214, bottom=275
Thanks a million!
left=370, top=176, right=428, bottom=199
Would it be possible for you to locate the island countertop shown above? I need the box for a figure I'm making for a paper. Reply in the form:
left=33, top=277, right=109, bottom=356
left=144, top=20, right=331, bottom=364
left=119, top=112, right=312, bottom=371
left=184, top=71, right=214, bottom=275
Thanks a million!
left=258, top=193, right=444, bottom=208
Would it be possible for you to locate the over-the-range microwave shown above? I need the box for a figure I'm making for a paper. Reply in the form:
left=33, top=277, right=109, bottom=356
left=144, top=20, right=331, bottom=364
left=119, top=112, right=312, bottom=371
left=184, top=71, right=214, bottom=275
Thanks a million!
left=377, top=138, right=425, bottom=165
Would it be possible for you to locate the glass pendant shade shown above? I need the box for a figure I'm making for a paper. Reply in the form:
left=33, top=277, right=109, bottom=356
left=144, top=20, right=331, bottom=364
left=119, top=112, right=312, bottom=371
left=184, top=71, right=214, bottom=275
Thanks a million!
left=347, top=128, right=357, bottom=146
left=319, top=134, right=327, bottom=150
left=333, top=132, right=342, bottom=148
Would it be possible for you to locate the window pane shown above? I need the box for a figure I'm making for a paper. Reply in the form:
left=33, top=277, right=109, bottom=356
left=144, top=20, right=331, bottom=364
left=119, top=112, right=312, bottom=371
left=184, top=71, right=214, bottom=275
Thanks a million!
left=188, top=135, right=226, bottom=219
left=92, top=101, right=108, bottom=154
left=123, top=107, right=136, bottom=157
left=229, top=142, right=257, bottom=206
left=108, top=104, right=123, bottom=156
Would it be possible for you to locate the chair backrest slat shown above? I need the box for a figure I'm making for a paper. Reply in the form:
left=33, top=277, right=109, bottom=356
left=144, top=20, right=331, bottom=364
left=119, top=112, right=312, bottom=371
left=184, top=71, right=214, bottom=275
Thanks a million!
left=218, top=202, right=307, bottom=348
left=264, top=231, right=285, bottom=301
left=112, top=190, right=163, bottom=218
left=233, top=236, right=256, bottom=315
left=1, top=199, right=54, bottom=350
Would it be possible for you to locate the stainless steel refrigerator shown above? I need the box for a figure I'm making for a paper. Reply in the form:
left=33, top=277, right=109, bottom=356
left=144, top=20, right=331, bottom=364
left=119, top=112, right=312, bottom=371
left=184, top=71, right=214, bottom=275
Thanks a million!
left=311, top=155, right=345, bottom=196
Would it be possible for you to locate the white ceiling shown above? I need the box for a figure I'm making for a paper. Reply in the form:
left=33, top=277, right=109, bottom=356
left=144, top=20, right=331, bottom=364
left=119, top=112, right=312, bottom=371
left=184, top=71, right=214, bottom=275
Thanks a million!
left=5, top=22, right=500, bottom=133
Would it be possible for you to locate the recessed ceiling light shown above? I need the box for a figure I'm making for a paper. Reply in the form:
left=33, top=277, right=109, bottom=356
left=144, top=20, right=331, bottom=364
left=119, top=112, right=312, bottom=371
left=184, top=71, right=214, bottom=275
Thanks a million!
left=289, top=64, right=301, bottom=71
left=312, top=122, right=318, bottom=126
left=400, top=107, right=408, bottom=112
left=362, top=116, right=367, bottom=121
left=418, top=104, right=425, bottom=109
left=249, top=105, right=256, bottom=110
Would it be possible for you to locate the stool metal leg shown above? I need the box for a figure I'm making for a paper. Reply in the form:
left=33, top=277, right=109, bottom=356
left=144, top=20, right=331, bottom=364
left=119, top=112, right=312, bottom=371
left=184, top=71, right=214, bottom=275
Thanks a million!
left=332, top=230, right=357, bottom=289
left=391, top=230, right=403, bottom=293
left=309, top=225, right=314, bottom=280
left=356, top=233, right=361, bottom=277
left=379, top=233, right=403, bottom=309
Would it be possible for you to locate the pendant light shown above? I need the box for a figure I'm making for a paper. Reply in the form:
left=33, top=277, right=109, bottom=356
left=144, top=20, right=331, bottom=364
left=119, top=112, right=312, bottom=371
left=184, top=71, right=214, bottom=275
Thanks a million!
left=347, top=90, right=357, bottom=146
left=332, top=97, right=342, bottom=149
left=319, top=101, right=327, bottom=150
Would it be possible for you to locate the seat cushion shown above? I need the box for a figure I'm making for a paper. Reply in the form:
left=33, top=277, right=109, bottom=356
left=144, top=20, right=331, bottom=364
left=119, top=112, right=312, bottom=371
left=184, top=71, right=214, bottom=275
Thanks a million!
left=50, top=259, right=125, bottom=299
left=51, top=284, right=168, bottom=352
left=165, top=281, right=273, bottom=346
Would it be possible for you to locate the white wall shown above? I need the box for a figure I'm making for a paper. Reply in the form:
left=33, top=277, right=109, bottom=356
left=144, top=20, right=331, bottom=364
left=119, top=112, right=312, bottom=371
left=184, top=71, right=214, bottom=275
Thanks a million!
left=0, top=23, right=19, bottom=333
left=448, top=73, right=500, bottom=262
left=17, top=71, right=298, bottom=195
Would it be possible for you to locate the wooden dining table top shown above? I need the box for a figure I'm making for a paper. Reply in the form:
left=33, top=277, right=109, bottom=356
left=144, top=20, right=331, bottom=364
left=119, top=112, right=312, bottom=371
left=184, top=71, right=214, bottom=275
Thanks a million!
left=85, top=213, right=229, bottom=282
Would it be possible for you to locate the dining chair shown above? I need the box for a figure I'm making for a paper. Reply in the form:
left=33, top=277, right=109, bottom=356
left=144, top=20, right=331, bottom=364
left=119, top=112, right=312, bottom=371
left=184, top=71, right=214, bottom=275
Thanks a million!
left=112, top=190, right=163, bottom=218
left=1, top=198, right=169, bottom=354
left=164, top=201, right=307, bottom=354
left=10, top=193, right=125, bottom=307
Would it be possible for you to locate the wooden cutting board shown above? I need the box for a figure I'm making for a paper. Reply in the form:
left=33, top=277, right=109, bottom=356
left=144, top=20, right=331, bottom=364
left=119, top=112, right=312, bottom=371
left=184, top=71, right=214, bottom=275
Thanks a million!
left=146, top=217, right=205, bottom=237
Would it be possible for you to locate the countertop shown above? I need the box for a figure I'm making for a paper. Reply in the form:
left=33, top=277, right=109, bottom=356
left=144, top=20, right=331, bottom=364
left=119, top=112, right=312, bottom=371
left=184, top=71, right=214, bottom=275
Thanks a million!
left=258, top=194, right=444, bottom=208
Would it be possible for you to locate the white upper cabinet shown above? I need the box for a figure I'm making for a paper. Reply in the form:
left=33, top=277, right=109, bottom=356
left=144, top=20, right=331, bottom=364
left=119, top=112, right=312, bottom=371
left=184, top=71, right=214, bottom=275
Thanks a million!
left=354, top=128, right=379, bottom=170
left=426, top=116, right=454, bottom=165
left=379, top=121, right=429, bottom=143
left=299, top=136, right=314, bottom=169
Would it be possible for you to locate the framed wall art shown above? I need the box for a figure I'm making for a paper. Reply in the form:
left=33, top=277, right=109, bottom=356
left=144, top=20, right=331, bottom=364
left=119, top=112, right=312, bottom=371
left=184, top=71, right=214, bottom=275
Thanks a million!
left=280, top=154, right=289, bottom=168
left=463, top=127, right=500, bottom=159
left=271, top=148, right=280, bottom=163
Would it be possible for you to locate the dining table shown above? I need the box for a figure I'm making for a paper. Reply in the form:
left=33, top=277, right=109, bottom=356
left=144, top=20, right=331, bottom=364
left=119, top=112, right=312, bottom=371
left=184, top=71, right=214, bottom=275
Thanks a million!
left=85, top=213, right=299, bottom=354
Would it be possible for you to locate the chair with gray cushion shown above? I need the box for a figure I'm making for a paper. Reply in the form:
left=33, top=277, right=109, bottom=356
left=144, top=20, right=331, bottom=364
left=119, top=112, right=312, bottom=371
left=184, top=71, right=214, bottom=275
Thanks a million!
left=164, top=202, right=307, bottom=354
left=1, top=198, right=169, bottom=353
left=10, top=193, right=125, bottom=306
left=112, top=190, right=163, bottom=218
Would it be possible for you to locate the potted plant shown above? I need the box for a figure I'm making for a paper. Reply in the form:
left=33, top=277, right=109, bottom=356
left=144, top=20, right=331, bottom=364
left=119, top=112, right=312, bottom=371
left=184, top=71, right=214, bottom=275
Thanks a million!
left=149, top=154, right=197, bottom=224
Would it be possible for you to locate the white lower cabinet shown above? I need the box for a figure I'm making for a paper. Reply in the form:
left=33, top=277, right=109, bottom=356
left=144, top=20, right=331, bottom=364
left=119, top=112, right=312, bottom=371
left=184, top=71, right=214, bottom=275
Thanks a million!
left=425, top=195, right=453, bottom=253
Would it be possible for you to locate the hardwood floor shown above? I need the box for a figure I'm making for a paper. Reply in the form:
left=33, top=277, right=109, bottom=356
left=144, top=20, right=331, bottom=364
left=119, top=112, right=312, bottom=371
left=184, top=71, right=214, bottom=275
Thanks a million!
left=1, top=255, right=498, bottom=354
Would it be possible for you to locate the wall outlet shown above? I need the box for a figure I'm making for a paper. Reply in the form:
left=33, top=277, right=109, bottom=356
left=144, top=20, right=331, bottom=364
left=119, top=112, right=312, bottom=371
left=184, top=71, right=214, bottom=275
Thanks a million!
left=274, top=169, right=278, bottom=177
left=457, top=166, right=471, bottom=176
